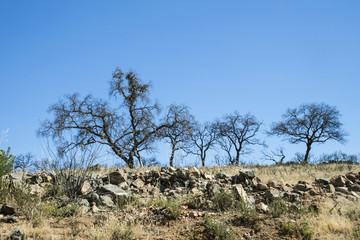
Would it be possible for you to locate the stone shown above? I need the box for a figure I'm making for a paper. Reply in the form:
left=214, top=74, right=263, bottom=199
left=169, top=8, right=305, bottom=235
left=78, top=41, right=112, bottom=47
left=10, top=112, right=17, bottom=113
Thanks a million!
left=131, top=178, right=145, bottom=189
left=335, top=187, right=349, bottom=194
left=255, top=202, right=268, bottom=212
left=79, top=198, right=90, bottom=207
left=256, top=182, right=268, bottom=191
left=176, top=169, right=190, bottom=180
left=233, top=184, right=249, bottom=203
left=100, top=195, right=115, bottom=207
left=30, top=184, right=44, bottom=195
left=283, top=192, right=300, bottom=202
left=265, top=188, right=280, bottom=200
left=328, top=184, right=336, bottom=194
left=1, top=204, right=15, bottom=216
left=282, top=185, right=293, bottom=192
left=267, top=180, right=281, bottom=188
left=81, top=180, right=93, bottom=195
left=216, top=171, right=228, bottom=179
left=87, top=192, right=100, bottom=204
left=204, top=173, right=214, bottom=180
left=295, top=183, right=313, bottom=191
left=349, top=184, right=360, bottom=192
left=346, top=172, right=359, bottom=182
left=351, top=191, right=360, bottom=198
left=108, top=171, right=127, bottom=185
left=330, top=175, right=347, bottom=187
left=28, top=174, right=42, bottom=184
left=189, top=167, right=201, bottom=178
left=91, top=205, right=100, bottom=213
left=100, top=184, right=129, bottom=197
left=315, top=178, right=330, bottom=185
left=10, top=228, right=24, bottom=240
left=239, top=169, right=255, bottom=179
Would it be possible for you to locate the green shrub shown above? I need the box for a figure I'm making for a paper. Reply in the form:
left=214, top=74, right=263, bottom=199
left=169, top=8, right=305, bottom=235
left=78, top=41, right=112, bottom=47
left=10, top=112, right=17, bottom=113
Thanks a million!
left=183, top=194, right=203, bottom=209
left=40, top=201, right=81, bottom=218
left=115, top=194, right=143, bottom=209
left=111, top=226, right=135, bottom=240
left=0, top=147, right=15, bottom=177
left=204, top=216, right=235, bottom=240
left=212, top=191, right=234, bottom=211
left=146, top=198, right=182, bottom=219
left=280, top=220, right=314, bottom=239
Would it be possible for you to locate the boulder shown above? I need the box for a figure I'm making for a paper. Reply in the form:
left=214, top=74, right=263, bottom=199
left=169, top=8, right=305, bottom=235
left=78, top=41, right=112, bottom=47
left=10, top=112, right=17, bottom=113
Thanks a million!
left=131, top=178, right=145, bottom=189
left=188, top=167, right=201, bottom=178
left=265, top=188, right=280, bottom=200
left=99, top=184, right=129, bottom=198
left=346, top=172, right=359, bottom=182
left=349, top=184, right=360, bottom=192
left=10, top=228, right=24, bottom=240
left=81, top=180, right=93, bottom=195
left=295, top=183, right=313, bottom=192
left=0, top=204, right=15, bottom=216
left=255, top=202, right=268, bottom=212
left=233, top=184, right=249, bottom=203
left=216, top=171, right=228, bottom=179
left=335, top=187, right=349, bottom=194
left=315, top=178, right=329, bottom=185
left=108, top=171, right=127, bottom=185
left=239, top=169, right=255, bottom=179
left=330, top=175, right=347, bottom=187
left=100, top=195, right=115, bottom=207
left=256, top=182, right=268, bottom=191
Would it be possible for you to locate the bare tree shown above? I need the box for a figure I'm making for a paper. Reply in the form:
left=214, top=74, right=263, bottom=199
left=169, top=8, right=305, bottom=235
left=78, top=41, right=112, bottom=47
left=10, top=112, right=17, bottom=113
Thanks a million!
left=159, top=104, right=194, bottom=167
left=14, top=153, right=35, bottom=172
left=268, top=102, right=347, bottom=164
left=38, top=68, right=170, bottom=168
left=185, top=122, right=217, bottom=167
left=262, top=146, right=286, bottom=165
left=215, top=112, right=264, bottom=165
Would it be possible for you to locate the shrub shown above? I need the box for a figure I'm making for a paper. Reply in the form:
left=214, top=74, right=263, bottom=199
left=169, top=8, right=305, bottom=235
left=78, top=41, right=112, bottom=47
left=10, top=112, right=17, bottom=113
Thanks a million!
left=204, top=216, right=235, bottom=240
left=0, top=147, right=15, bottom=177
left=111, top=226, right=135, bottom=240
left=280, top=220, right=314, bottom=239
left=183, top=194, right=203, bottom=209
left=115, top=194, right=143, bottom=209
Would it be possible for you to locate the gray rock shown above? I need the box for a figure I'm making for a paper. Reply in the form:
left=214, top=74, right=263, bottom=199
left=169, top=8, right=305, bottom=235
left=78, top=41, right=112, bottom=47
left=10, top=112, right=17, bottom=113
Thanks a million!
left=1, top=204, right=15, bottom=216
left=283, top=192, right=300, bottom=202
left=100, top=184, right=129, bottom=197
left=315, top=178, right=330, bottom=185
left=265, top=188, right=281, bottom=200
left=188, top=167, right=201, bottom=178
left=10, top=228, right=24, bottom=240
left=349, top=184, right=360, bottom=192
left=100, top=195, right=115, bottom=207
left=108, top=171, right=127, bottom=185
left=131, top=178, right=145, bottom=189
left=233, top=184, right=250, bottom=203
left=255, top=202, right=268, bottom=212
left=346, top=172, right=359, bottom=182
left=330, top=175, right=347, bottom=187
left=81, top=180, right=93, bottom=195
left=295, top=183, right=313, bottom=191
left=216, top=171, right=228, bottom=179
left=256, top=182, right=268, bottom=191
left=239, top=169, right=255, bottom=179
left=351, top=191, right=360, bottom=198
left=335, top=187, right=349, bottom=194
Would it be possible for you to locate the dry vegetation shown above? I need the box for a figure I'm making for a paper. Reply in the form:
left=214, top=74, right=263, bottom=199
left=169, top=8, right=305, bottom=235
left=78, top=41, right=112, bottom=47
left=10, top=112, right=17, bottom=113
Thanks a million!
left=1, top=163, right=360, bottom=239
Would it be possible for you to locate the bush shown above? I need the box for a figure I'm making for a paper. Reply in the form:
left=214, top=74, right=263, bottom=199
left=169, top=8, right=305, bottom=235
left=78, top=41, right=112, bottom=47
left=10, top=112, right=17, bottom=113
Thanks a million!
left=204, top=216, right=235, bottom=240
left=281, top=220, right=314, bottom=239
left=115, top=194, right=143, bottom=209
left=0, top=147, right=15, bottom=177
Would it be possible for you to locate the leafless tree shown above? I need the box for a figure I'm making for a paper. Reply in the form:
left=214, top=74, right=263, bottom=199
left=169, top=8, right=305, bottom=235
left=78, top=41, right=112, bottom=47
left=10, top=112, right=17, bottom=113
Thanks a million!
left=184, top=122, right=218, bottom=167
left=268, top=102, right=347, bottom=164
left=38, top=68, right=171, bottom=168
left=262, top=146, right=286, bottom=165
left=215, top=112, right=264, bottom=165
left=159, top=104, right=194, bottom=167
left=14, top=153, right=35, bottom=172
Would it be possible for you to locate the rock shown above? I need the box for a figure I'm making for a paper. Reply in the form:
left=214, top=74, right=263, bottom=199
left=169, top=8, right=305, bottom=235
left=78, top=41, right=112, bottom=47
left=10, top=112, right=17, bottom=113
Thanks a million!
left=267, top=180, right=281, bottom=188
left=295, top=183, right=313, bottom=191
left=265, top=188, right=280, bottom=200
left=346, top=172, right=359, bottom=182
left=335, top=187, right=349, bottom=194
left=255, top=202, right=268, bottom=212
left=176, top=169, right=190, bottom=180
left=216, top=171, right=228, bottom=179
left=30, top=184, right=44, bottom=195
left=79, top=198, right=90, bottom=207
left=239, top=169, right=255, bottom=179
left=351, top=191, right=360, bottom=198
left=283, top=192, right=300, bottom=202
left=131, top=178, right=145, bottom=189
left=233, top=184, right=249, bottom=203
left=315, top=178, right=330, bottom=185
left=188, top=167, right=201, bottom=178
left=349, top=184, right=360, bottom=192
left=91, top=205, right=100, bottom=213
left=9, top=173, right=23, bottom=183
left=1, top=204, right=15, bottom=216
left=119, top=181, right=129, bottom=190
left=100, top=195, right=115, bottom=207
left=204, top=173, right=214, bottom=180
left=28, top=174, right=42, bottom=184
left=256, top=182, right=268, bottom=191
left=10, top=228, right=24, bottom=240
left=282, top=185, right=293, bottom=192
left=108, top=171, right=127, bottom=185
left=87, top=192, right=100, bottom=204
left=328, top=184, right=336, bottom=194
left=330, top=175, right=347, bottom=187
left=99, top=184, right=129, bottom=198
left=81, top=180, right=93, bottom=195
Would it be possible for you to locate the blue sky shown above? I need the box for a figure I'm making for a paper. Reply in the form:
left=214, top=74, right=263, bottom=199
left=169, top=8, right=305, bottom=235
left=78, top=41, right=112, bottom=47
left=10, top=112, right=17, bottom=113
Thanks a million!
left=1, top=1, right=359, bottom=166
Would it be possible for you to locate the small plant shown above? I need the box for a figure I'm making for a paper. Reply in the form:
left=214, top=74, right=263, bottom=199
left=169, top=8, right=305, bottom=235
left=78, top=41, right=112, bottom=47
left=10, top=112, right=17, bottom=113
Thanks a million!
left=147, top=198, right=182, bottom=219
left=352, top=228, right=360, bottom=239
left=212, top=191, right=235, bottom=211
left=0, top=147, right=15, bottom=177
left=40, top=201, right=81, bottom=218
left=115, top=194, right=143, bottom=209
left=111, top=226, right=135, bottom=240
left=183, top=194, right=203, bottom=209
left=204, top=216, right=235, bottom=240
left=280, top=220, right=314, bottom=239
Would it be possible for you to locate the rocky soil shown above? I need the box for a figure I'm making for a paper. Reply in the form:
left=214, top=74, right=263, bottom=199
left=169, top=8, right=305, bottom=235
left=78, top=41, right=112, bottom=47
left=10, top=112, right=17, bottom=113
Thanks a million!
left=1, top=165, right=360, bottom=239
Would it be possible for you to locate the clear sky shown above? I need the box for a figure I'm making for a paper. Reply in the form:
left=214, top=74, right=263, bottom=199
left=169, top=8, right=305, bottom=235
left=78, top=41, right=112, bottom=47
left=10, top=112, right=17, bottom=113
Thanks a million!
left=1, top=1, right=359, bottom=166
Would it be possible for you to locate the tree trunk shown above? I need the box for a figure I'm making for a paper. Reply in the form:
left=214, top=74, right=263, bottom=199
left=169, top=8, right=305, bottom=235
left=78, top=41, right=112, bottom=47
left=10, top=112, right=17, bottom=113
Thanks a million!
left=169, top=145, right=176, bottom=167
left=303, top=143, right=312, bottom=164
left=201, top=151, right=206, bottom=167
left=235, top=150, right=240, bottom=166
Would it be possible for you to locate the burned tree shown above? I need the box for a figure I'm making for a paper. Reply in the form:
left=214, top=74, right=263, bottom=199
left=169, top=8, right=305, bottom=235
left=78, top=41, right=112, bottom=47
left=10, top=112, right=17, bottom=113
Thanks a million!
left=38, top=68, right=168, bottom=168
left=215, top=112, right=263, bottom=165
left=159, top=104, right=194, bottom=167
left=268, top=102, right=347, bottom=164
